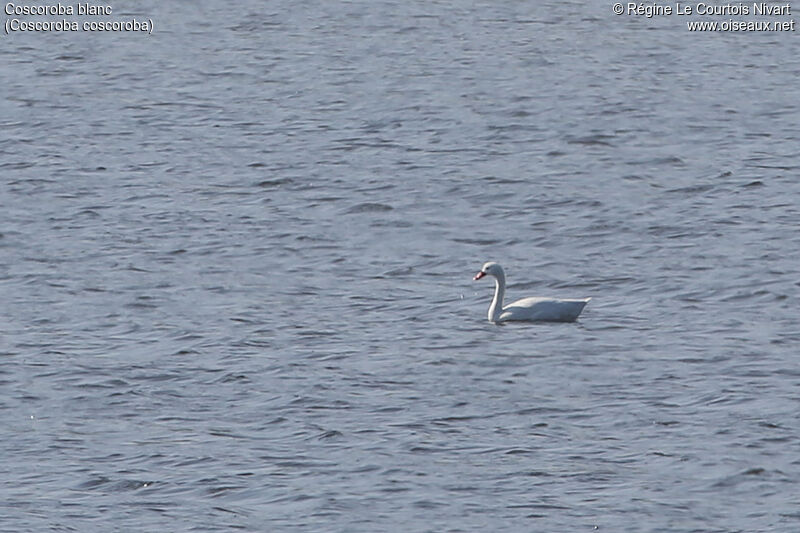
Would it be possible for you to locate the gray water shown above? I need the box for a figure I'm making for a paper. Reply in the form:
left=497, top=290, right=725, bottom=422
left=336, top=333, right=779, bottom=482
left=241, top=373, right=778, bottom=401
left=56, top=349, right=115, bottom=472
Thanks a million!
left=2, top=1, right=800, bottom=531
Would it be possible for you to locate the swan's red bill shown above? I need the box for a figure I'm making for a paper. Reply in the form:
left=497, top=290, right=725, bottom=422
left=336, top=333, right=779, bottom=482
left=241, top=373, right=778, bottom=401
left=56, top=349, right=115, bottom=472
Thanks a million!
left=473, top=271, right=486, bottom=280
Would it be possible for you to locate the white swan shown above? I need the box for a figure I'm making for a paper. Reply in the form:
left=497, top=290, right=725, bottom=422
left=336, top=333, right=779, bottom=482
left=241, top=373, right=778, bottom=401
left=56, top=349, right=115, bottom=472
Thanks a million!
left=473, top=262, right=590, bottom=323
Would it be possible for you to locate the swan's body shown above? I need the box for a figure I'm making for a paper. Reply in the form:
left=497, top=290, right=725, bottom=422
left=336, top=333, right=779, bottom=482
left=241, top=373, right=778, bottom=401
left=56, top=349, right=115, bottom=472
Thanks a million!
left=474, top=262, right=589, bottom=323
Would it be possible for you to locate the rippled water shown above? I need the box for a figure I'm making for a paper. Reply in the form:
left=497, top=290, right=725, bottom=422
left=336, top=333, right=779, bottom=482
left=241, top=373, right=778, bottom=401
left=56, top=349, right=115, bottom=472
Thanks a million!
left=2, top=1, right=800, bottom=531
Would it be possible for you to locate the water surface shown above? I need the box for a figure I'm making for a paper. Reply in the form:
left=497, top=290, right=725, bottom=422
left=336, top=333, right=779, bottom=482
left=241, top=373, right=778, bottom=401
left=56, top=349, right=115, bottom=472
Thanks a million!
left=2, top=1, right=800, bottom=531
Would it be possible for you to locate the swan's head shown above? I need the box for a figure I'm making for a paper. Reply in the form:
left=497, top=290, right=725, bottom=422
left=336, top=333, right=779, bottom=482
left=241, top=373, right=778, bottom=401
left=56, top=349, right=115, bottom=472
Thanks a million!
left=473, top=261, right=504, bottom=281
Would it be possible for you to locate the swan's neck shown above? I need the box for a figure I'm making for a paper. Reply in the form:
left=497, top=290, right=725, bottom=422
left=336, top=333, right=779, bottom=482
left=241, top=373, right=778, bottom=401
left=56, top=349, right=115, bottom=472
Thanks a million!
left=488, top=273, right=505, bottom=323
